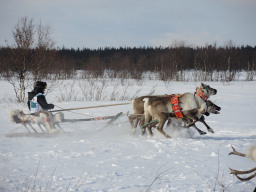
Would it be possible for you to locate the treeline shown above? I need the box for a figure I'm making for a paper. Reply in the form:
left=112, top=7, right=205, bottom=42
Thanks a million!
left=1, top=45, right=255, bottom=81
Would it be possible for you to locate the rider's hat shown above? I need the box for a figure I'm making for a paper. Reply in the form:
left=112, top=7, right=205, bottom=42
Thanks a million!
left=35, top=81, right=47, bottom=90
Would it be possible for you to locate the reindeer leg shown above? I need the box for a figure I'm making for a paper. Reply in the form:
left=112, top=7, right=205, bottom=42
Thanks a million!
left=139, top=115, right=145, bottom=128
left=182, top=110, right=198, bottom=128
left=192, top=125, right=207, bottom=135
left=166, top=119, right=172, bottom=126
left=138, top=115, right=147, bottom=134
left=128, top=115, right=137, bottom=128
left=142, top=114, right=152, bottom=135
left=134, top=116, right=141, bottom=129
left=157, top=115, right=171, bottom=138
left=183, top=118, right=197, bottom=128
left=129, top=115, right=137, bottom=135
left=182, top=119, right=206, bottom=135
left=199, top=116, right=214, bottom=133
left=129, top=115, right=144, bottom=134
left=157, top=125, right=171, bottom=138
left=147, top=121, right=158, bottom=136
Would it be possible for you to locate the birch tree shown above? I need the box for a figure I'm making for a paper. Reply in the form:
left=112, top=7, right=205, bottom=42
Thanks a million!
left=7, top=17, right=55, bottom=102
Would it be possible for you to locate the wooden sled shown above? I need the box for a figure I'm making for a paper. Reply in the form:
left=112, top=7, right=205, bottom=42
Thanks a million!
left=6, top=112, right=123, bottom=137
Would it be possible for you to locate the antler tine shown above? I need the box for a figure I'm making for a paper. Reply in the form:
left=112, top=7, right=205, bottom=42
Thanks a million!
left=230, top=167, right=256, bottom=182
left=229, top=145, right=246, bottom=157
left=229, top=168, right=237, bottom=175
left=230, top=167, right=256, bottom=175
left=235, top=171, right=256, bottom=182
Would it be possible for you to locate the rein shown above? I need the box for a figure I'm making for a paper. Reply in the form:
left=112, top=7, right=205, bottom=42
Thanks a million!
left=140, top=120, right=158, bottom=129
left=50, top=102, right=130, bottom=112
left=28, top=102, right=130, bottom=115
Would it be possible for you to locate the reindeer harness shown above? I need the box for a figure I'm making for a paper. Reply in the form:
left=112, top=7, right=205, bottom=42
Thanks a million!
left=170, top=94, right=183, bottom=119
left=195, top=88, right=208, bottom=101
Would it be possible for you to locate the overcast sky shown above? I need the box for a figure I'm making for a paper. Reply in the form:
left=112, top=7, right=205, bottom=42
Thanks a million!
left=1, top=0, right=256, bottom=49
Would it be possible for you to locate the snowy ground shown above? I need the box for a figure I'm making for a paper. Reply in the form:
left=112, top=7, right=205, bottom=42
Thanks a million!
left=0, top=79, right=256, bottom=192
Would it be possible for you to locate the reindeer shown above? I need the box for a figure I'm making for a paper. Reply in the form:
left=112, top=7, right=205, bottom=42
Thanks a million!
left=143, top=98, right=220, bottom=137
left=129, top=94, right=221, bottom=136
left=229, top=145, right=256, bottom=182
left=142, top=83, right=217, bottom=138
left=129, top=95, right=169, bottom=131
left=129, top=83, right=219, bottom=137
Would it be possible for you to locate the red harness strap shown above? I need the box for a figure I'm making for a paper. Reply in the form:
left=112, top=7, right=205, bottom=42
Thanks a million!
left=195, top=89, right=208, bottom=101
left=170, top=94, right=183, bottom=119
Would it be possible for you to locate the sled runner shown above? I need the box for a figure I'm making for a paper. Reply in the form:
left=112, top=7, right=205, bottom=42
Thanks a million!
left=5, top=132, right=66, bottom=138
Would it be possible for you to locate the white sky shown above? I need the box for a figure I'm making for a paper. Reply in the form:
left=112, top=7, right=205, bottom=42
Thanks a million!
left=0, top=0, right=256, bottom=49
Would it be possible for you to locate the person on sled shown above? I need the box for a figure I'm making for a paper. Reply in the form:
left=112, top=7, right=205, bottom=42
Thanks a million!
left=28, top=81, right=54, bottom=113
left=27, top=81, right=56, bottom=132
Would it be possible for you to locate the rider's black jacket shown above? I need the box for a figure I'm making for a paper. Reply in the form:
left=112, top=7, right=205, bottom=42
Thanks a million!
left=27, top=87, right=54, bottom=111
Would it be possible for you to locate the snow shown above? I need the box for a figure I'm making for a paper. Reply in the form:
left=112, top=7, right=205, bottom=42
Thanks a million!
left=0, top=78, right=256, bottom=192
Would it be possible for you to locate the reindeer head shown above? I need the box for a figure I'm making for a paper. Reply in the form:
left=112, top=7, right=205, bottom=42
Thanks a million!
left=200, top=83, right=217, bottom=96
left=206, top=100, right=221, bottom=114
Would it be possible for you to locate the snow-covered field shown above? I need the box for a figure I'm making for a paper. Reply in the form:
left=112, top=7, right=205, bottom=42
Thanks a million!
left=0, top=78, right=256, bottom=192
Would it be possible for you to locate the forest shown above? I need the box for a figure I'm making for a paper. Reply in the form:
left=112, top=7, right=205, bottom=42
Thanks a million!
left=1, top=44, right=255, bottom=81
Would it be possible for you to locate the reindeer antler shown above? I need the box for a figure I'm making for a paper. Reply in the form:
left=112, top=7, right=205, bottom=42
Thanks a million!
left=230, top=167, right=256, bottom=182
left=229, top=145, right=246, bottom=157
left=229, top=145, right=256, bottom=182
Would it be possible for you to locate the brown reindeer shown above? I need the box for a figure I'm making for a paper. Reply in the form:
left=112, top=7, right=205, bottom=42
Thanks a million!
left=143, top=97, right=220, bottom=138
left=229, top=145, right=256, bottom=182
left=128, top=95, right=169, bottom=131
left=142, top=83, right=218, bottom=138
left=129, top=84, right=219, bottom=137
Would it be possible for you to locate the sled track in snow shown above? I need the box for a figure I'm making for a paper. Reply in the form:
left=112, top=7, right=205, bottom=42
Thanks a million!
left=5, top=132, right=72, bottom=138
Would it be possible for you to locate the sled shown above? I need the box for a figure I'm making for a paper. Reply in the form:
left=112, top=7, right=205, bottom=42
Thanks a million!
left=6, top=112, right=124, bottom=137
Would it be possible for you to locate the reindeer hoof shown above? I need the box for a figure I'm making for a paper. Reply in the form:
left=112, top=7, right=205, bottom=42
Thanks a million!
left=199, top=131, right=207, bottom=135
left=208, top=128, right=214, bottom=133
